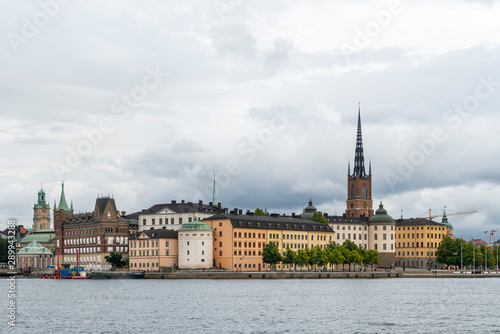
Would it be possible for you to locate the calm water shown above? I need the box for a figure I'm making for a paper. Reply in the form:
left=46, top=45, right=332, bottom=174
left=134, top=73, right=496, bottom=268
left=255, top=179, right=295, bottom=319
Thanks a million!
left=1, top=277, right=499, bottom=333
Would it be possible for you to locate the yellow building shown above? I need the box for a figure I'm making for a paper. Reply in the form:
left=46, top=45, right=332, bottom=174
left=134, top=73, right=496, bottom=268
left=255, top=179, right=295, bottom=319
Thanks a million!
left=395, top=218, right=451, bottom=269
left=129, top=229, right=178, bottom=271
left=203, top=213, right=335, bottom=271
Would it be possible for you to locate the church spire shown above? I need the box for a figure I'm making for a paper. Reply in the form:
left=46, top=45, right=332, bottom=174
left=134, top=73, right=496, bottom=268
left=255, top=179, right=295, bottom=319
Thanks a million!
left=212, top=173, right=218, bottom=207
left=57, top=182, right=70, bottom=211
left=353, top=103, right=366, bottom=178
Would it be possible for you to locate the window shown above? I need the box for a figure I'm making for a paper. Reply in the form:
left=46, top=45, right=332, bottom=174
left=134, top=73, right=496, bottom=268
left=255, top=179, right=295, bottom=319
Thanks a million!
left=152, top=219, right=155, bottom=225
left=234, top=232, right=237, bottom=237
left=143, top=219, right=146, bottom=225
left=374, top=244, right=378, bottom=250
left=187, top=251, right=190, bottom=255
left=166, top=241, right=169, bottom=247
left=244, top=233, right=247, bottom=238
left=383, top=244, right=387, bottom=250
left=219, top=242, right=222, bottom=247
left=362, top=184, right=367, bottom=199
left=219, top=251, right=222, bottom=256
left=219, top=231, right=222, bottom=237
left=166, top=250, right=169, bottom=256
left=383, top=234, right=387, bottom=240
left=188, top=217, right=192, bottom=222
left=171, top=218, right=174, bottom=224
left=202, top=250, right=204, bottom=255
left=187, top=241, right=189, bottom=246
left=351, top=184, right=355, bottom=199
left=374, top=234, right=378, bottom=240
left=383, top=226, right=386, bottom=231
left=179, top=218, right=182, bottom=224
left=159, top=218, right=163, bottom=225
left=219, top=222, right=222, bottom=226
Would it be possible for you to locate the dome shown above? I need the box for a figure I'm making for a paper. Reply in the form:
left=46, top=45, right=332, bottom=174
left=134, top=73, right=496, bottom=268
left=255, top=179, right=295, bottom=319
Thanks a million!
left=178, top=220, right=214, bottom=231
left=18, top=241, right=52, bottom=255
left=441, top=212, right=453, bottom=230
left=300, top=199, right=317, bottom=220
left=368, top=201, right=395, bottom=225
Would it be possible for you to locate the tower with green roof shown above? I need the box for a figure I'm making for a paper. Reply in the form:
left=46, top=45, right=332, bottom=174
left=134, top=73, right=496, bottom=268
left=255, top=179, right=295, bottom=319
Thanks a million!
left=178, top=220, right=214, bottom=269
left=441, top=211, right=454, bottom=237
left=33, top=185, right=51, bottom=231
left=53, top=182, right=74, bottom=258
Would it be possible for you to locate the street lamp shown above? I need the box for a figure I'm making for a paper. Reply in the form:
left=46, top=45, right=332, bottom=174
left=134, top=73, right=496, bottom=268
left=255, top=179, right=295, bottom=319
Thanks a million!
left=460, top=241, right=463, bottom=272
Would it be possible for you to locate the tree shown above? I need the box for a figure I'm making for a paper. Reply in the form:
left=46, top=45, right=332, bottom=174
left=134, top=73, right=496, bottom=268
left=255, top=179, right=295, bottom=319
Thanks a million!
left=339, top=246, right=351, bottom=271
left=105, top=252, right=127, bottom=269
left=262, top=242, right=282, bottom=267
left=311, top=212, right=329, bottom=225
left=342, top=239, right=358, bottom=251
left=254, top=208, right=267, bottom=216
left=295, top=249, right=309, bottom=270
left=282, top=247, right=297, bottom=271
left=327, top=248, right=345, bottom=270
left=364, top=249, right=380, bottom=271
left=0, top=238, right=8, bottom=262
left=308, top=245, right=328, bottom=270
left=435, top=235, right=457, bottom=266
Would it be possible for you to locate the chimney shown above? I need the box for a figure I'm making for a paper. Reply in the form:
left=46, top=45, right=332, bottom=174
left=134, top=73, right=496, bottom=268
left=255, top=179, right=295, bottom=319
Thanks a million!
left=239, top=209, right=242, bottom=215
left=199, top=200, right=203, bottom=205
left=181, top=200, right=185, bottom=204
left=121, top=211, right=126, bottom=216
left=172, top=200, right=176, bottom=204
left=292, top=213, right=295, bottom=217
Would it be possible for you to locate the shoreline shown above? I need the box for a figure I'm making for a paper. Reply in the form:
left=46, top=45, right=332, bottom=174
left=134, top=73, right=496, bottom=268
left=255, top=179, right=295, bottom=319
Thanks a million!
left=5, top=270, right=500, bottom=279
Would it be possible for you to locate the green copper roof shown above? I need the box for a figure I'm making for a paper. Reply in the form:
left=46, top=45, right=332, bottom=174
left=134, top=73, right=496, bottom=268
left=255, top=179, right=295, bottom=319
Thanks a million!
left=34, top=186, right=50, bottom=209
left=20, top=231, right=55, bottom=244
left=368, top=201, right=395, bottom=225
left=57, top=183, right=71, bottom=211
left=18, top=241, right=52, bottom=255
left=441, top=211, right=453, bottom=229
left=178, top=220, right=214, bottom=231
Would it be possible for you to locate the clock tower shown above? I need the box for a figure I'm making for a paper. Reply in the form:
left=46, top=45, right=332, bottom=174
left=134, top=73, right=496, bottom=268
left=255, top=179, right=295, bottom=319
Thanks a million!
left=346, top=105, right=374, bottom=218
left=33, top=185, right=51, bottom=231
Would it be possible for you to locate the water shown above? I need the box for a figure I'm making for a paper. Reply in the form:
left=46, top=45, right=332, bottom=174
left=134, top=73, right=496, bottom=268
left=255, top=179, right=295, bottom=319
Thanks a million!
left=1, top=277, right=499, bottom=333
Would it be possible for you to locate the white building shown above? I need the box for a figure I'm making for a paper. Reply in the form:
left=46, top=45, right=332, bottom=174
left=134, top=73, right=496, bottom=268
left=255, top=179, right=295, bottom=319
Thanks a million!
left=177, top=220, right=214, bottom=269
left=136, top=200, right=221, bottom=232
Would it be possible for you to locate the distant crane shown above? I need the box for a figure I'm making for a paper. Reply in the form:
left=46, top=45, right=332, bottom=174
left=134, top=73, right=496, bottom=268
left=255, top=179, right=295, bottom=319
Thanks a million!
left=422, top=208, right=478, bottom=220
left=485, top=229, right=498, bottom=247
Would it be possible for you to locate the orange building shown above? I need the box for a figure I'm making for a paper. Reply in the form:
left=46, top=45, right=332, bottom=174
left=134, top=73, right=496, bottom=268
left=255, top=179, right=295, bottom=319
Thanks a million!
left=203, top=213, right=335, bottom=271
left=129, top=229, right=178, bottom=272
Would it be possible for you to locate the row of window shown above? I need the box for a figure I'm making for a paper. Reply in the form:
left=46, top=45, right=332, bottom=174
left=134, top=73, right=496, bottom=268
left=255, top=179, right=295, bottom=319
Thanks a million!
left=398, top=226, right=444, bottom=231
left=397, top=251, right=434, bottom=256
left=398, top=233, right=444, bottom=239
left=234, top=250, right=262, bottom=256
left=398, top=242, right=440, bottom=248
left=64, top=226, right=126, bottom=235
left=234, top=241, right=263, bottom=248
left=234, top=232, right=266, bottom=239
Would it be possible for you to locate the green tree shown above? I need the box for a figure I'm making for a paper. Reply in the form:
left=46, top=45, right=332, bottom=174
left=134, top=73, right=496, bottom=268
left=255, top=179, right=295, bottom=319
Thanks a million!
left=105, top=252, right=127, bottom=269
left=295, top=249, right=309, bottom=270
left=339, top=246, right=350, bottom=271
left=342, top=239, right=358, bottom=251
left=254, top=208, right=267, bottom=216
left=347, top=250, right=363, bottom=271
left=364, top=249, right=380, bottom=271
left=0, top=238, right=8, bottom=262
left=282, top=247, right=297, bottom=271
left=309, top=245, right=328, bottom=270
left=327, top=248, right=345, bottom=270
left=311, top=212, right=329, bottom=225
left=262, top=242, right=282, bottom=267
left=435, top=235, right=458, bottom=266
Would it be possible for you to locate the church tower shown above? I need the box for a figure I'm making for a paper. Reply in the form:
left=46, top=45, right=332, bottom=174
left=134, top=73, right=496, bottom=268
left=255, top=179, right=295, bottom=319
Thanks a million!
left=33, top=185, right=51, bottom=231
left=346, top=105, right=374, bottom=218
left=53, top=183, right=74, bottom=258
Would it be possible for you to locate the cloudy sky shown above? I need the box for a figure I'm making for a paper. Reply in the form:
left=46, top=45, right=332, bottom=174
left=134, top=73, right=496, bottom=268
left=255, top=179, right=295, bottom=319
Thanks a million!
left=1, top=0, right=499, bottom=241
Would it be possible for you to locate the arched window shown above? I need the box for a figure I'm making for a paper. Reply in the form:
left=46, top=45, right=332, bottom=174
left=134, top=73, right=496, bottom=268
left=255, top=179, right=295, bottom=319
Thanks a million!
left=351, top=184, right=355, bottom=199
left=362, top=184, right=367, bottom=199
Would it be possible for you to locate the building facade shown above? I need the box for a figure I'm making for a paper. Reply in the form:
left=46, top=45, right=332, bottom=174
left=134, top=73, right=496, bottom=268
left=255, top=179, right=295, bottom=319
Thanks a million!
left=17, top=241, right=54, bottom=270
left=368, top=202, right=396, bottom=267
left=135, top=200, right=222, bottom=232
left=203, top=213, right=335, bottom=272
left=395, top=218, right=451, bottom=269
left=178, top=220, right=214, bottom=269
left=129, top=229, right=179, bottom=272
left=53, top=184, right=131, bottom=270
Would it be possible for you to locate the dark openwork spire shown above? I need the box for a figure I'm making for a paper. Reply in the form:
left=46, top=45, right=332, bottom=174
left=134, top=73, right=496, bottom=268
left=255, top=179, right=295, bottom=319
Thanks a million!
left=352, top=103, right=367, bottom=178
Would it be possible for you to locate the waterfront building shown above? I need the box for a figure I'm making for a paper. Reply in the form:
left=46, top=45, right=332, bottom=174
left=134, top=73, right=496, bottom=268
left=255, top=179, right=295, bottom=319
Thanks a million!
left=18, top=187, right=56, bottom=253
left=346, top=106, right=374, bottom=218
left=17, top=241, right=54, bottom=270
left=203, top=212, right=334, bottom=271
left=368, top=202, right=396, bottom=267
left=178, top=220, right=214, bottom=269
left=53, top=183, right=133, bottom=270
left=135, top=200, right=222, bottom=232
left=129, top=229, right=178, bottom=272
left=327, top=215, right=368, bottom=249
left=394, top=218, right=450, bottom=269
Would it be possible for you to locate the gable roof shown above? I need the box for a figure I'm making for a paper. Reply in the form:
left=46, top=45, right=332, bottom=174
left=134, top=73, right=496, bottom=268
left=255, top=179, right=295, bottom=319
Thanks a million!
left=395, top=218, right=448, bottom=227
left=138, top=201, right=220, bottom=216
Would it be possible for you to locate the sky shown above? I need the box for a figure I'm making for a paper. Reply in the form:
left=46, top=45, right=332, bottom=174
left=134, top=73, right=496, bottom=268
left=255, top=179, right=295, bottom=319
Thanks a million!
left=1, top=0, right=499, bottom=242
